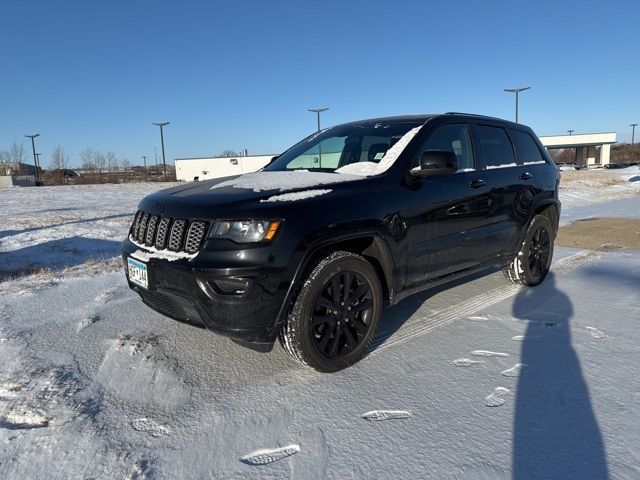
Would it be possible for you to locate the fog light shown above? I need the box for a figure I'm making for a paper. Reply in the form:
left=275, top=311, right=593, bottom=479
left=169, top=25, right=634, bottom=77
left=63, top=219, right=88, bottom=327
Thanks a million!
left=210, top=278, right=250, bottom=296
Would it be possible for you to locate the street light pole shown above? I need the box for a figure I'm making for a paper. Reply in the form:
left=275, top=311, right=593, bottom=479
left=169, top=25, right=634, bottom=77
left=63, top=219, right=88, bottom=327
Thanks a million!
left=308, top=108, right=329, bottom=132
left=631, top=124, right=638, bottom=146
left=308, top=108, right=329, bottom=168
left=152, top=122, right=170, bottom=182
left=25, top=134, right=40, bottom=182
left=504, top=87, right=530, bottom=123
left=142, top=156, right=148, bottom=181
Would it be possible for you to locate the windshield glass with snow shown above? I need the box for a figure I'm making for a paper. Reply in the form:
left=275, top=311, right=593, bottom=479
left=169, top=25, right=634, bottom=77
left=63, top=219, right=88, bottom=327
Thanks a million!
left=265, top=121, right=425, bottom=176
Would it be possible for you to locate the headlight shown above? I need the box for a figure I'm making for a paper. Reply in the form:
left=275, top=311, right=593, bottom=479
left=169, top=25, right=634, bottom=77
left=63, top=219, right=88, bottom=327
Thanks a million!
left=210, top=220, right=282, bottom=243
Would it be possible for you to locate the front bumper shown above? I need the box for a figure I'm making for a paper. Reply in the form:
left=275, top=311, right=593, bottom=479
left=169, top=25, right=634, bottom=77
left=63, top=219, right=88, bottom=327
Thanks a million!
left=122, top=238, right=288, bottom=349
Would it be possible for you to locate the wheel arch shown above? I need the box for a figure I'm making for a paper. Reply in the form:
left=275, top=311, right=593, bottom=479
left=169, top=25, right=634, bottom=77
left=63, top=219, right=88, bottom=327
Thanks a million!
left=535, top=201, right=560, bottom=237
left=275, top=230, right=396, bottom=329
left=304, top=234, right=395, bottom=306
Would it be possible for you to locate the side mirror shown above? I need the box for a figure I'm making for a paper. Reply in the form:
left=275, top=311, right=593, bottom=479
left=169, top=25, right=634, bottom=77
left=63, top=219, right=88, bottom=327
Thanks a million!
left=410, top=150, right=459, bottom=178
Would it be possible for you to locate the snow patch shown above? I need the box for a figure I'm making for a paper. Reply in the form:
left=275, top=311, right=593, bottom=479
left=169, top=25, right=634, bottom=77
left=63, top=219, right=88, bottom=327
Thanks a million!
left=487, top=163, right=517, bottom=169
left=129, top=239, right=198, bottom=263
left=335, top=162, right=379, bottom=176
left=261, top=189, right=332, bottom=203
left=471, top=350, right=509, bottom=357
left=211, top=170, right=362, bottom=192
left=131, top=418, right=169, bottom=437
left=361, top=410, right=411, bottom=421
left=485, top=387, right=510, bottom=407
left=240, top=444, right=300, bottom=465
left=453, top=358, right=484, bottom=367
left=584, top=326, right=607, bottom=339
left=500, top=364, right=528, bottom=378
left=372, top=125, right=423, bottom=173
left=466, top=315, right=490, bottom=322
left=512, top=335, right=542, bottom=341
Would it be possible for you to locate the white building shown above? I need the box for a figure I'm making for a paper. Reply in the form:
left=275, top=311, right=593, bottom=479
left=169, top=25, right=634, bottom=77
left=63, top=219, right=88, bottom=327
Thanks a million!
left=174, top=154, right=276, bottom=182
left=539, top=133, right=617, bottom=166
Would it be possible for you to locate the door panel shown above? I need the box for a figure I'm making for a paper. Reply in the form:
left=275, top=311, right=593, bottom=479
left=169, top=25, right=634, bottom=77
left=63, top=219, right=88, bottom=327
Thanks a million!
left=401, top=170, right=492, bottom=288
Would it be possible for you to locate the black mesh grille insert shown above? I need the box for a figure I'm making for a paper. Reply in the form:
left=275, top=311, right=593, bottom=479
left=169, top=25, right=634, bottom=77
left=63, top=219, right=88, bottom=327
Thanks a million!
left=185, top=222, right=207, bottom=253
left=137, top=212, right=149, bottom=243
left=155, top=217, right=171, bottom=249
left=129, top=210, right=209, bottom=255
left=169, top=219, right=187, bottom=251
left=145, top=215, right=159, bottom=245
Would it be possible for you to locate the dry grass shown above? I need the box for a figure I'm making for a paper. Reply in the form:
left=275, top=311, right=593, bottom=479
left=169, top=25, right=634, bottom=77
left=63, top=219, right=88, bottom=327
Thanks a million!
left=557, top=218, right=640, bottom=251
left=559, top=169, right=628, bottom=188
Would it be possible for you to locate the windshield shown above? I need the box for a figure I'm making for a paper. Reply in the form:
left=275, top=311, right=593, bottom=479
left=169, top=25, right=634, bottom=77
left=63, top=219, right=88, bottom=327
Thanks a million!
left=265, top=121, right=425, bottom=176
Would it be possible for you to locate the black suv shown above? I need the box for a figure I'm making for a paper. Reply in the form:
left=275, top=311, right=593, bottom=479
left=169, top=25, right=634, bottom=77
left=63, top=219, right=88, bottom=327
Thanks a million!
left=122, top=113, right=560, bottom=372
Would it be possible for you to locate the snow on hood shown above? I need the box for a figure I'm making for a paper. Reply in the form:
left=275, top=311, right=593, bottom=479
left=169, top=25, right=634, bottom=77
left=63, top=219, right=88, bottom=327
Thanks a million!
left=210, top=170, right=364, bottom=192
left=260, top=189, right=332, bottom=203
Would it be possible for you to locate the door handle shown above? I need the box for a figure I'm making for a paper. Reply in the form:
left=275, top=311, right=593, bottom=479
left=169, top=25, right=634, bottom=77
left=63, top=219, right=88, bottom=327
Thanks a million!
left=468, top=179, right=486, bottom=189
left=520, top=172, right=533, bottom=180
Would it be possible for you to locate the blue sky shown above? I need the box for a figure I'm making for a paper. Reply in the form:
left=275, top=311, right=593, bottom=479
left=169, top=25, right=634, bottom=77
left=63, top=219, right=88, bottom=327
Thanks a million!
left=1, top=0, right=639, bottom=168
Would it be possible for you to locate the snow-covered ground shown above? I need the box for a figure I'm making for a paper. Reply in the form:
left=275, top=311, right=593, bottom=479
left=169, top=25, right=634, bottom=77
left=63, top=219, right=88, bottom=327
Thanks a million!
left=0, top=168, right=639, bottom=479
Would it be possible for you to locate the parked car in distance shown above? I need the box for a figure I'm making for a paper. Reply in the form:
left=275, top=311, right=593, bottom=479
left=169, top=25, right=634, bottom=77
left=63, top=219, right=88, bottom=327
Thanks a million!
left=122, top=113, right=561, bottom=372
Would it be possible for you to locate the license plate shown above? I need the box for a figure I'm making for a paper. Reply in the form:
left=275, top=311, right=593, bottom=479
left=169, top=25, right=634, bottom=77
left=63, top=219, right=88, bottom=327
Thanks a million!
left=127, top=257, right=148, bottom=289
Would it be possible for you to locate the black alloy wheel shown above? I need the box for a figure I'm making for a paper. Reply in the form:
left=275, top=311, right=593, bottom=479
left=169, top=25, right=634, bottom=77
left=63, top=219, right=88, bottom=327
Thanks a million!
left=281, top=251, right=382, bottom=372
left=503, top=214, right=554, bottom=287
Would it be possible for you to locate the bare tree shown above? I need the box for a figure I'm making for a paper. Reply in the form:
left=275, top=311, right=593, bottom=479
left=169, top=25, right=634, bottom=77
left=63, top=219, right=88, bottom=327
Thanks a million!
left=219, top=150, right=238, bottom=157
left=121, top=158, right=131, bottom=182
left=80, top=149, right=97, bottom=183
left=94, top=151, right=106, bottom=183
left=50, top=145, right=70, bottom=170
left=106, top=151, right=117, bottom=174
left=10, top=142, right=27, bottom=163
left=49, top=145, right=70, bottom=184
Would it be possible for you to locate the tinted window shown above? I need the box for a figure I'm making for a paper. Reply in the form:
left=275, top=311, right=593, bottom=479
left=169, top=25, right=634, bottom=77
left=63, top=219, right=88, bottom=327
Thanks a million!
left=477, top=125, right=516, bottom=168
left=415, top=124, right=475, bottom=170
left=510, top=130, right=546, bottom=165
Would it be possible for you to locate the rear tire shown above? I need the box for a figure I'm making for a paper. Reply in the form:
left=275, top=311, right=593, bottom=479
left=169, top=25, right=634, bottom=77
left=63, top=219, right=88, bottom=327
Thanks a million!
left=503, top=214, right=554, bottom=286
left=280, top=251, right=382, bottom=373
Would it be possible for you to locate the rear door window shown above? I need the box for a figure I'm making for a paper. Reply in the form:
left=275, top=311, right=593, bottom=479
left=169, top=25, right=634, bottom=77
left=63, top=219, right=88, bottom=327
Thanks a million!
left=477, top=125, right=516, bottom=169
left=510, top=130, right=547, bottom=165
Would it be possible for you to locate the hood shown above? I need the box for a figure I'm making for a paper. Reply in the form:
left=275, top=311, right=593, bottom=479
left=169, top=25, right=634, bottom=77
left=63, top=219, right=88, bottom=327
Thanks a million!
left=139, top=170, right=370, bottom=217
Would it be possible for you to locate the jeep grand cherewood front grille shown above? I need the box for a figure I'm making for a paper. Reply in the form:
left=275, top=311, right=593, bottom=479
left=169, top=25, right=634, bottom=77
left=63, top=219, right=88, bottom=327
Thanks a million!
left=130, top=210, right=209, bottom=254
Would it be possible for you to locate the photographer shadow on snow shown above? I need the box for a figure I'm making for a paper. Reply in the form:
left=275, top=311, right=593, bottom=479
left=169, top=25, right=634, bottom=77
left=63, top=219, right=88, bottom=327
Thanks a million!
left=511, top=273, right=608, bottom=479
left=0, top=236, right=122, bottom=280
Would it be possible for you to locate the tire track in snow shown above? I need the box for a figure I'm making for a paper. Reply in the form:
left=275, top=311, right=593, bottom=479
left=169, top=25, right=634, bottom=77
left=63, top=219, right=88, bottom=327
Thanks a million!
left=367, top=250, right=607, bottom=358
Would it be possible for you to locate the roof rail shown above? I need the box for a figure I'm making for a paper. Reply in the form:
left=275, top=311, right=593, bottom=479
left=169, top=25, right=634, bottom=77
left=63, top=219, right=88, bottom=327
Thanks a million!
left=445, top=112, right=498, bottom=119
left=444, top=112, right=518, bottom=123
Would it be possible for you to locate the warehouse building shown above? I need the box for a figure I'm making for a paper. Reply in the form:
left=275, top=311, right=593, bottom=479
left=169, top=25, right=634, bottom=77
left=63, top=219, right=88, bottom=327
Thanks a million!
left=174, top=153, right=276, bottom=182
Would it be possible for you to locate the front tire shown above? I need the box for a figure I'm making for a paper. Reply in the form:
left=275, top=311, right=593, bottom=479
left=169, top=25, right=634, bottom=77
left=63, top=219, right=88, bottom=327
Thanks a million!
left=280, top=251, right=382, bottom=372
left=503, top=214, right=554, bottom=286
